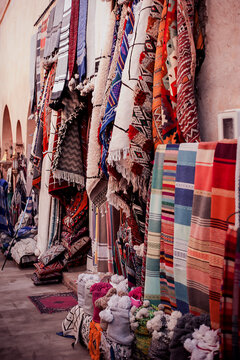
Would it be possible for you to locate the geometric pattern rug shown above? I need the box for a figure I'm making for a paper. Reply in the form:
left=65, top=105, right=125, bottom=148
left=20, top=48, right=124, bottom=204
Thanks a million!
left=28, top=292, right=77, bottom=314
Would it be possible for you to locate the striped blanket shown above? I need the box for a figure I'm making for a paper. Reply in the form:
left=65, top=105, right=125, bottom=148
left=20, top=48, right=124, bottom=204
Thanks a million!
left=220, top=225, right=237, bottom=359
left=68, top=0, right=79, bottom=80
left=36, top=25, right=42, bottom=106
left=174, top=142, right=198, bottom=314
left=144, top=145, right=166, bottom=305
left=160, top=144, right=179, bottom=312
left=187, top=142, right=217, bottom=315
left=51, top=0, right=72, bottom=101
left=209, top=141, right=237, bottom=329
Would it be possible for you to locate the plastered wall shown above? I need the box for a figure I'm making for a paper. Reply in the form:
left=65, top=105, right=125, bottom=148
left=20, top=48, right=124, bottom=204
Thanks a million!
left=197, top=0, right=240, bottom=141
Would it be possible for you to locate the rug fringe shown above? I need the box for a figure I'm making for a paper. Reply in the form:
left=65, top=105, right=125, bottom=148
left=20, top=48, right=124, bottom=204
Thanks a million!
left=53, top=170, right=85, bottom=187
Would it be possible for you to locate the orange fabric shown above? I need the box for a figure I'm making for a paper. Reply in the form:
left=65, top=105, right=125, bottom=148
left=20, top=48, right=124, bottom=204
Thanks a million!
left=88, top=321, right=102, bottom=360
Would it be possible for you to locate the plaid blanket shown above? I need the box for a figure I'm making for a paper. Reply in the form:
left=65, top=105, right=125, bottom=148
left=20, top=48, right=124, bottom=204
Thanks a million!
left=174, top=143, right=198, bottom=314
left=144, top=145, right=166, bottom=305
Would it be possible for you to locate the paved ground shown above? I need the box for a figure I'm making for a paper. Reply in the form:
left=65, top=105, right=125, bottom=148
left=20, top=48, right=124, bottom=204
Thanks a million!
left=0, top=253, right=90, bottom=360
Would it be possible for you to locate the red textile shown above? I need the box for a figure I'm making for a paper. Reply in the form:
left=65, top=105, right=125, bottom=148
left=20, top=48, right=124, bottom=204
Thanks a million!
left=68, top=0, right=80, bottom=79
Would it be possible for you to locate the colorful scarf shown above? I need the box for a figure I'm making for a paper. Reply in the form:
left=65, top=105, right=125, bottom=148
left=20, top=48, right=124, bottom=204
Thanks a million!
left=86, top=6, right=116, bottom=204
left=68, top=0, right=80, bottom=80
left=220, top=225, right=237, bottom=359
left=187, top=142, right=217, bottom=315
left=209, top=141, right=237, bottom=330
left=159, top=144, right=179, bottom=312
left=76, top=0, right=88, bottom=83
left=144, top=144, right=166, bottom=305
left=85, top=0, right=96, bottom=85
left=174, top=143, right=198, bottom=314
left=107, top=0, right=152, bottom=188
left=129, top=0, right=163, bottom=199
left=176, top=0, right=200, bottom=142
left=51, top=0, right=72, bottom=101
left=40, top=16, right=49, bottom=87
left=99, top=1, right=135, bottom=177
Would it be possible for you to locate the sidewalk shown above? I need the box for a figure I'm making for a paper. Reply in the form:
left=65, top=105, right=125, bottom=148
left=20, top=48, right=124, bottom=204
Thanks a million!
left=0, top=253, right=90, bottom=360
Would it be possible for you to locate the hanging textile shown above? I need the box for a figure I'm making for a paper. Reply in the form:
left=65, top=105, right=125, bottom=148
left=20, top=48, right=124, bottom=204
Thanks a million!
left=52, top=91, right=85, bottom=187
left=86, top=4, right=116, bottom=205
left=40, top=16, right=49, bottom=87
left=99, top=0, right=135, bottom=177
left=85, top=0, right=96, bottom=86
left=159, top=143, right=179, bottom=312
left=96, top=204, right=108, bottom=273
left=107, top=0, right=152, bottom=209
left=37, top=111, right=58, bottom=255
left=129, top=0, right=163, bottom=200
left=186, top=142, right=216, bottom=315
left=233, top=228, right=240, bottom=359
left=220, top=225, right=237, bottom=359
left=144, top=144, right=166, bottom=305
left=77, top=0, right=88, bottom=83
left=173, top=142, right=198, bottom=314
left=209, top=140, right=237, bottom=330
left=0, top=179, right=12, bottom=235
left=176, top=0, right=200, bottom=142
left=46, top=0, right=65, bottom=59
left=43, top=6, right=56, bottom=60
left=68, top=0, right=80, bottom=80
left=51, top=0, right=72, bottom=102
left=36, top=25, right=42, bottom=106
left=29, top=33, right=37, bottom=113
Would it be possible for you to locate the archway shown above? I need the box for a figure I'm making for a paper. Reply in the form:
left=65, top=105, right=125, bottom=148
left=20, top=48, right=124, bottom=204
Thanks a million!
left=2, top=105, right=13, bottom=159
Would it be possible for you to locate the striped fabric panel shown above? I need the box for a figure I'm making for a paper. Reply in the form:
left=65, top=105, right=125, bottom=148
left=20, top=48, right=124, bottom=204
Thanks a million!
left=36, top=25, right=42, bottom=106
left=77, top=0, right=88, bottom=83
left=220, top=225, right=237, bottom=359
left=68, top=0, right=80, bottom=79
left=235, top=137, right=240, bottom=228
left=144, top=145, right=166, bottom=305
left=40, top=16, right=49, bottom=87
left=232, top=228, right=240, bottom=359
left=209, top=141, right=237, bottom=329
left=51, top=0, right=72, bottom=101
left=187, top=142, right=217, bottom=315
left=173, top=142, right=198, bottom=314
left=160, top=144, right=179, bottom=312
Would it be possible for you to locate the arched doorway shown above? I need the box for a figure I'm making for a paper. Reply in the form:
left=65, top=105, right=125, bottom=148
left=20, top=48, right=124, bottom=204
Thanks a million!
left=2, top=105, right=13, bottom=159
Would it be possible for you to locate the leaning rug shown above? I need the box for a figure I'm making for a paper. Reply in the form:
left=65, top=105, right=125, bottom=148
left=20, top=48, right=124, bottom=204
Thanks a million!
left=29, top=292, right=77, bottom=314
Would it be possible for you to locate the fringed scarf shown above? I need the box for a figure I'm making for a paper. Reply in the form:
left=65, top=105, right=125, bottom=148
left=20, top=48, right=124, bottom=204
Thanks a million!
left=173, top=142, right=198, bottom=314
left=144, top=144, right=166, bottom=305
left=129, top=0, right=163, bottom=200
left=51, top=0, right=72, bottom=102
left=107, top=0, right=152, bottom=208
left=77, top=0, right=88, bottom=83
left=52, top=91, right=85, bottom=187
left=99, top=0, right=135, bottom=177
left=176, top=0, right=200, bottom=142
left=186, top=142, right=217, bottom=315
left=209, top=140, right=237, bottom=329
left=68, top=0, right=80, bottom=80
left=86, top=5, right=116, bottom=205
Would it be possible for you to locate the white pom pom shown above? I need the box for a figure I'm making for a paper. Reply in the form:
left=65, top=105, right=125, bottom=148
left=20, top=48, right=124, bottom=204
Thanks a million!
left=99, top=309, right=113, bottom=323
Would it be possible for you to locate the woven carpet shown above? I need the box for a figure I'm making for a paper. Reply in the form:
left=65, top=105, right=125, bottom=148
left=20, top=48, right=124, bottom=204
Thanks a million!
left=29, top=292, right=77, bottom=314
